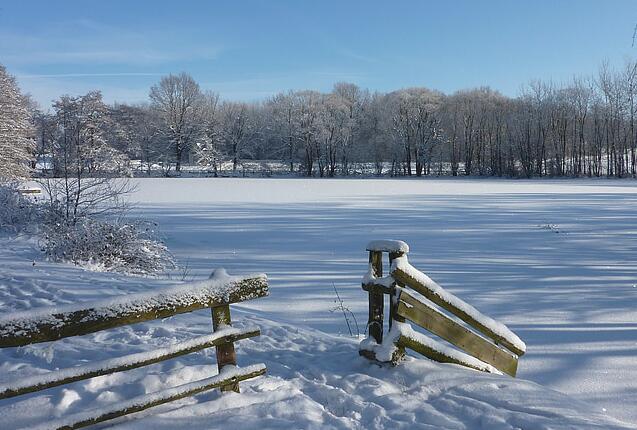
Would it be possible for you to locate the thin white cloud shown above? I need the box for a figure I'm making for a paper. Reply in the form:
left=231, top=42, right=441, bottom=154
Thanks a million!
left=3, top=48, right=221, bottom=66
left=0, top=18, right=223, bottom=67
left=335, top=48, right=379, bottom=64
left=18, top=72, right=166, bottom=79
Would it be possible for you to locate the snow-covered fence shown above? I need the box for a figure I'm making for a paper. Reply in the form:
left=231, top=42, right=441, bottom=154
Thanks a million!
left=359, top=240, right=525, bottom=377
left=0, top=270, right=269, bottom=429
left=17, top=187, right=41, bottom=195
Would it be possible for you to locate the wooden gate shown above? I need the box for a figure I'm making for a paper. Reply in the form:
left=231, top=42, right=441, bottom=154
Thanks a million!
left=359, top=240, right=525, bottom=376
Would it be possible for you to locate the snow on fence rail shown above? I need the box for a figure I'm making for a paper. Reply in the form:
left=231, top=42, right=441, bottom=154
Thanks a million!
left=0, top=269, right=269, bottom=430
left=17, top=187, right=41, bottom=195
left=360, top=240, right=525, bottom=377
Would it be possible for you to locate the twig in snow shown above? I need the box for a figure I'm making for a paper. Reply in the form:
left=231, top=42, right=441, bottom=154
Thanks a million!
left=330, top=283, right=360, bottom=337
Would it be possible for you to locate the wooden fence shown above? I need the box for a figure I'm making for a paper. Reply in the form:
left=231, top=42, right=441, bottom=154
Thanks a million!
left=360, top=240, right=525, bottom=377
left=0, top=271, right=269, bottom=430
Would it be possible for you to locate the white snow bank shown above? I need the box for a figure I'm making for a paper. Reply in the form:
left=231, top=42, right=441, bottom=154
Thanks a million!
left=366, top=239, right=410, bottom=253
left=392, top=255, right=526, bottom=354
left=41, top=317, right=630, bottom=430
left=3, top=178, right=637, bottom=426
left=0, top=326, right=259, bottom=398
left=26, top=363, right=267, bottom=430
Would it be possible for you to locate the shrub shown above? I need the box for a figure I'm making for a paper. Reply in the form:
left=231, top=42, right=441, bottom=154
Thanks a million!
left=41, top=217, right=175, bottom=276
left=0, top=183, right=38, bottom=233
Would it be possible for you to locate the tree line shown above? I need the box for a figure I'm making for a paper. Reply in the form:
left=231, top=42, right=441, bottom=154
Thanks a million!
left=3, top=61, right=637, bottom=179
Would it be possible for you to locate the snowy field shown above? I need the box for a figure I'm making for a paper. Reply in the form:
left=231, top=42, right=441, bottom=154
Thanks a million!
left=1, top=178, right=636, bottom=429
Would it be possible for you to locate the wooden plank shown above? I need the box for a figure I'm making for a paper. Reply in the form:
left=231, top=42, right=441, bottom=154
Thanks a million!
left=0, top=327, right=260, bottom=400
left=0, top=276, right=268, bottom=348
left=212, top=305, right=239, bottom=392
left=397, top=334, right=496, bottom=374
left=388, top=252, right=406, bottom=327
left=30, top=365, right=267, bottom=430
left=388, top=251, right=406, bottom=363
left=396, top=290, right=518, bottom=376
left=367, top=251, right=384, bottom=344
left=391, top=266, right=525, bottom=356
left=17, top=188, right=41, bottom=194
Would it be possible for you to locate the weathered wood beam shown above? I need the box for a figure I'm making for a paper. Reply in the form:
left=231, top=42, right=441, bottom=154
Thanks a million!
left=0, top=327, right=260, bottom=400
left=367, top=251, right=384, bottom=344
left=0, top=276, right=268, bottom=348
left=396, top=290, right=518, bottom=376
left=31, top=364, right=267, bottom=430
left=212, top=305, right=239, bottom=392
left=388, top=251, right=406, bottom=328
left=397, top=334, right=497, bottom=374
left=391, top=266, right=524, bottom=356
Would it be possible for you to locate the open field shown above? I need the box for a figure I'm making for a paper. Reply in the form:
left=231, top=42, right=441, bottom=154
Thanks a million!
left=1, top=178, right=636, bottom=428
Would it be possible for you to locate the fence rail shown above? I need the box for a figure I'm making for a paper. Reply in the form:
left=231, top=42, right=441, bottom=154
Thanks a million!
left=359, top=240, right=525, bottom=377
left=0, top=270, right=269, bottom=430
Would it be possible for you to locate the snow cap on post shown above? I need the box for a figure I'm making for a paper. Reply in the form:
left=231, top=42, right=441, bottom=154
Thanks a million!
left=366, top=240, right=410, bottom=254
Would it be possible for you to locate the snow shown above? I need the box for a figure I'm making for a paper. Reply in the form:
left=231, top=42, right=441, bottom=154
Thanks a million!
left=1, top=177, right=637, bottom=428
left=28, top=363, right=267, bottom=430
left=361, top=264, right=394, bottom=288
left=391, top=254, right=526, bottom=355
left=366, top=239, right=410, bottom=253
left=0, top=326, right=259, bottom=398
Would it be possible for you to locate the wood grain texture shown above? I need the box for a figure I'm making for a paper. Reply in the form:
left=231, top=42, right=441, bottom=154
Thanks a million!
left=391, top=266, right=524, bottom=356
left=0, top=276, right=268, bottom=348
left=397, top=290, right=518, bottom=376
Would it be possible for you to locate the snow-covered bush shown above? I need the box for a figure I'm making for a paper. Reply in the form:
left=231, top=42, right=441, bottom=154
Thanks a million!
left=0, top=183, right=38, bottom=233
left=0, top=65, right=34, bottom=181
left=41, top=216, right=175, bottom=276
left=1, top=179, right=174, bottom=277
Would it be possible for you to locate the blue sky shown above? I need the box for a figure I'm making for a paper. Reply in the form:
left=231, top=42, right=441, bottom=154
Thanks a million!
left=1, top=1, right=635, bottom=108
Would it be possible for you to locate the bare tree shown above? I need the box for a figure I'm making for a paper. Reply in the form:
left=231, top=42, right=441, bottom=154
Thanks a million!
left=42, top=91, right=134, bottom=225
left=149, top=73, right=204, bottom=172
left=219, top=101, right=253, bottom=175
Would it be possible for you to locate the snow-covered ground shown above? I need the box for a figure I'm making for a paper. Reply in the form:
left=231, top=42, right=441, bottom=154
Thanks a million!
left=1, top=178, right=636, bottom=429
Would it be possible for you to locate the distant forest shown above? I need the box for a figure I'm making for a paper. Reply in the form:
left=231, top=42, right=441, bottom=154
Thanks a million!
left=3, top=61, right=637, bottom=179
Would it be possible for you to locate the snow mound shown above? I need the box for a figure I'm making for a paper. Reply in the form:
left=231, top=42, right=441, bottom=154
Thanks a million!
left=366, top=240, right=410, bottom=253
left=1, top=316, right=632, bottom=429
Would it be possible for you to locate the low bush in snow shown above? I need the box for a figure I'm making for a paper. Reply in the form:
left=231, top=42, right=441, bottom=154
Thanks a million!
left=1, top=182, right=175, bottom=276
left=0, top=183, right=39, bottom=233
left=41, top=216, right=176, bottom=275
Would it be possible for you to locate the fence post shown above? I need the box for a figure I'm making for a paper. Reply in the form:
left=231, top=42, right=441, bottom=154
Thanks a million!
left=367, top=250, right=384, bottom=344
left=388, top=251, right=407, bottom=329
left=211, top=305, right=240, bottom=393
left=388, top=251, right=406, bottom=362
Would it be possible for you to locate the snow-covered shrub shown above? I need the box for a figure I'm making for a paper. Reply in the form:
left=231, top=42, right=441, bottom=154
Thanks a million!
left=0, top=183, right=38, bottom=233
left=42, top=217, right=175, bottom=275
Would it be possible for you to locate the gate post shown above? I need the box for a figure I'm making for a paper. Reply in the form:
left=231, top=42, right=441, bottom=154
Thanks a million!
left=367, top=250, right=384, bottom=344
